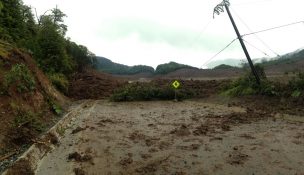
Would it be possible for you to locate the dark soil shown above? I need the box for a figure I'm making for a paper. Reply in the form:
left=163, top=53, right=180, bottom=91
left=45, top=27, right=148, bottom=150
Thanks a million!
left=71, top=126, right=86, bottom=134
left=6, top=159, right=34, bottom=175
left=68, top=69, right=125, bottom=100
left=74, top=168, right=86, bottom=175
left=231, top=96, right=304, bottom=116
left=68, top=152, right=92, bottom=162
left=170, top=124, right=191, bottom=136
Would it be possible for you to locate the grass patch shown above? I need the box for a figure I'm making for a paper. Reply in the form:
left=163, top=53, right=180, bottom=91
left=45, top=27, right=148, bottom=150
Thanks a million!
left=47, top=98, right=63, bottom=115
left=0, top=40, right=12, bottom=57
left=110, top=82, right=195, bottom=102
left=10, top=102, right=45, bottom=132
left=56, top=126, right=66, bottom=136
left=48, top=73, right=69, bottom=94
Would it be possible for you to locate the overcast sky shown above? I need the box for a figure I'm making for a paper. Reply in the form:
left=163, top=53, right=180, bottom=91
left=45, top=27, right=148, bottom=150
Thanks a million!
left=23, top=0, right=304, bottom=68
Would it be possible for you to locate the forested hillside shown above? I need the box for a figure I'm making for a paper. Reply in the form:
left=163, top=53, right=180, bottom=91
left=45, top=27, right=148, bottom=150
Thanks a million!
left=95, top=56, right=154, bottom=75
left=155, top=61, right=197, bottom=74
left=0, top=0, right=96, bottom=94
left=260, top=49, right=304, bottom=67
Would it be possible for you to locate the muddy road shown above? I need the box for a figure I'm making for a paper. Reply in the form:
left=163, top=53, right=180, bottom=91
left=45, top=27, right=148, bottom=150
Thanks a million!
left=36, top=100, right=304, bottom=175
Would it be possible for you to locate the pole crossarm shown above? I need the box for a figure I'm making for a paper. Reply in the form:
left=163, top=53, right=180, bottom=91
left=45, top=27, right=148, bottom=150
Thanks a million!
left=213, top=0, right=230, bottom=18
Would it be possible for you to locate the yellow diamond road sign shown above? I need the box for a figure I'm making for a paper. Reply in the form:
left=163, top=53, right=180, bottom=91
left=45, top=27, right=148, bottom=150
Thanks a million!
left=172, top=80, right=180, bottom=89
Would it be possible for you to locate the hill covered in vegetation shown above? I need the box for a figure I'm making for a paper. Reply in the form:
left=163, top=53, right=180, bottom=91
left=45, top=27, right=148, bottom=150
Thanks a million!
left=260, top=49, right=304, bottom=67
left=96, top=57, right=198, bottom=75
left=213, top=64, right=236, bottom=70
left=95, top=57, right=154, bottom=75
left=155, top=61, right=197, bottom=74
left=0, top=0, right=97, bottom=94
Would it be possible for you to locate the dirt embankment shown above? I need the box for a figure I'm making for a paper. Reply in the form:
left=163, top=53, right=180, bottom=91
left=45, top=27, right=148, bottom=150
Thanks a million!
left=68, top=69, right=126, bottom=100
left=0, top=42, right=68, bottom=172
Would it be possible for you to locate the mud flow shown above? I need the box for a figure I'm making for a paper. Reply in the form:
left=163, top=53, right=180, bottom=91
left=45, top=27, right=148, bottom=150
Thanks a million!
left=36, top=100, right=304, bottom=175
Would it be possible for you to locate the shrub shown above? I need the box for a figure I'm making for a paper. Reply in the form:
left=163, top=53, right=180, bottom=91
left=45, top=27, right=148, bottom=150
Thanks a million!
left=3, top=63, right=36, bottom=93
left=288, top=72, right=304, bottom=97
left=47, top=98, right=63, bottom=115
left=110, top=82, right=194, bottom=102
left=222, top=65, right=279, bottom=97
left=48, top=73, right=69, bottom=94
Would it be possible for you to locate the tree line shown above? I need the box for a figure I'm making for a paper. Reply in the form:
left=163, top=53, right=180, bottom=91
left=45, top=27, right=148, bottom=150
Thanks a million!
left=0, top=0, right=97, bottom=92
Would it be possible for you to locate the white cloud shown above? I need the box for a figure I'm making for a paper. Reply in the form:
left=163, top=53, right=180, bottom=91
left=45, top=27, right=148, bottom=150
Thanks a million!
left=23, top=0, right=304, bottom=67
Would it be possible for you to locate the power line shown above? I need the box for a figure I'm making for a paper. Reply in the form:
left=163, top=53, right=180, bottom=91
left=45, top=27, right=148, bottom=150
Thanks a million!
left=189, top=20, right=212, bottom=47
left=200, top=20, right=304, bottom=68
left=242, top=20, right=304, bottom=37
left=243, top=39, right=270, bottom=57
left=233, top=0, right=273, bottom=6
left=201, top=38, right=237, bottom=67
left=230, top=7, right=280, bottom=57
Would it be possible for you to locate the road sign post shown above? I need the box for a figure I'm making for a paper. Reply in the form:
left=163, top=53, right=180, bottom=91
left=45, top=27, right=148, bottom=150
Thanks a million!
left=172, top=80, right=180, bottom=101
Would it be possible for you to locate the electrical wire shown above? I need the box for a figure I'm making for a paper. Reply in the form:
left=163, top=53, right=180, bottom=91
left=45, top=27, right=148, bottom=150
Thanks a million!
left=233, top=0, right=273, bottom=6
left=242, top=39, right=270, bottom=57
left=242, top=20, right=304, bottom=37
left=230, top=7, right=280, bottom=56
left=189, top=20, right=212, bottom=47
left=201, top=38, right=238, bottom=67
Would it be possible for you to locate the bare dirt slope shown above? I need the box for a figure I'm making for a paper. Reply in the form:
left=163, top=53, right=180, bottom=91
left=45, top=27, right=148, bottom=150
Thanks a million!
left=68, top=69, right=125, bottom=100
left=0, top=42, right=68, bottom=164
left=36, top=100, right=304, bottom=175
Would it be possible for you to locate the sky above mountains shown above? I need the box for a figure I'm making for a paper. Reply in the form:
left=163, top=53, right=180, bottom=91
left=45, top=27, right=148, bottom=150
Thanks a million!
left=24, top=0, right=304, bottom=68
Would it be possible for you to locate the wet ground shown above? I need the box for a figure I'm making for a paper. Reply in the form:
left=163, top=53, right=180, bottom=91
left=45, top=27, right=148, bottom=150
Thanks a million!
left=36, top=100, right=304, bottom=175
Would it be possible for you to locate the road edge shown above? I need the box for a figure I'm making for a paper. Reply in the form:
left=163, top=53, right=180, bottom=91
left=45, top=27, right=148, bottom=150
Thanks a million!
left=2, top=100, right=94, bottom=175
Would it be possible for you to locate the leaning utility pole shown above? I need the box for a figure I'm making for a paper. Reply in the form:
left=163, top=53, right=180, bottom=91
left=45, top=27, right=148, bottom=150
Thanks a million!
left=213, top=0, right=260, bottom=84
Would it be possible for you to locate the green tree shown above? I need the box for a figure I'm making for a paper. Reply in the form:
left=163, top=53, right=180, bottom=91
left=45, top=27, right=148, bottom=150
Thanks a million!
left=65, top=40, right=96, bottom=72
left=0, top=0, right=37, bottom=50
left=36, top=15, right=73, bottom=74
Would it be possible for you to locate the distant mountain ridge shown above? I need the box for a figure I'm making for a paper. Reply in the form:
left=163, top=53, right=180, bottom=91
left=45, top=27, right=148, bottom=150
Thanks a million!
left=95, top=57, right=197, bottom=75
left=155, top=61, right=198, bottom=74
left=95, top=57, right=155, bottom=75
left=95, top=48, right=304, bottom=76
left=206, top=48, right=304, bottom=68
left=206, top=59, right=242, bottom=68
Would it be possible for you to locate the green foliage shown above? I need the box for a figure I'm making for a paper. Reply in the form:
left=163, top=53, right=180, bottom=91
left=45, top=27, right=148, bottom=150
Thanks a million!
left=96, top=57, right=154, bottom=75
left=56, top=126, right=65, bottom=136
left=10, top=103, right=45, bottom=132
left=260, top=50, right=304, bottom=67
left=47, top=98, right=63, bottom=115
left=0, top=2, right=3, bottom=12
left=0, top=1, right=96, bottom=87
left=65, top=40, right=96, bottom=71
left=0, top=0, right=37, bottom=46
left=155, top=62, right=196, bottom=75
left=222, top=65, right=278, bottom=97
left=128, top=65, right=155, bottom=74
left=3, top=63, right=36, bottom=93
left=36, top=16, right=73, bottom=74
left=291, top=90, right=301, bottom=98
left=110, top=83, right=194, bottom=102
left=48, top=73, right=69, bottom=94
left=288, top=73, right=304, bottom=98
left=52, top=104, right=62, bottom=115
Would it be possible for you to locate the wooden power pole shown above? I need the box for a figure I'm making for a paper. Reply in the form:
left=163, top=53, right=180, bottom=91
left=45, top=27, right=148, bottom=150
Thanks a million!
left=214, top=0, right=260, bottom=84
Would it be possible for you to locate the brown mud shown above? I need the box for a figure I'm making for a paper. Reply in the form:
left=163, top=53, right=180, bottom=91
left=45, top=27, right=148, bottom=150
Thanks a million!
left=35, top=100, right=304, bottom=175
